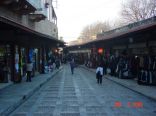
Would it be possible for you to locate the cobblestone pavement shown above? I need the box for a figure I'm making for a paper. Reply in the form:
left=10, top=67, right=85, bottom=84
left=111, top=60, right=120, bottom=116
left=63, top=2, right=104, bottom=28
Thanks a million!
left=9, top=65, right=156, bottom=116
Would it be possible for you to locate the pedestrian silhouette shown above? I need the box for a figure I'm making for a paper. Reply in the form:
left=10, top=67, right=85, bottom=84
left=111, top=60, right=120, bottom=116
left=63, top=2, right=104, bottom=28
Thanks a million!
left=70, top=58, right=75, bottom=74
left=26, top=60, right=33, bottom=82
left=96, top=63, right=103, bottom=84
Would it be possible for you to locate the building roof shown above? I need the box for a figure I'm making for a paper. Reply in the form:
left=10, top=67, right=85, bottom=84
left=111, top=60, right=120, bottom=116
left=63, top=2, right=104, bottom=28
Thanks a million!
left=72, top=17, right=156, bottom=47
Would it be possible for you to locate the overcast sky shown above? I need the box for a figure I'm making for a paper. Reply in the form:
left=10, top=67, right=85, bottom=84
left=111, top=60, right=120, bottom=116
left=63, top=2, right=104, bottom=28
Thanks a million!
left=56, top=0, right=123, bottom=42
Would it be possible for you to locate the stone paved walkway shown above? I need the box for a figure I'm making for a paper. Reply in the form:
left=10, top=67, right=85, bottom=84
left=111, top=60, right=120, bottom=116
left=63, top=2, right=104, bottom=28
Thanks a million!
left=82, top=65, right=156, bottom=101
left=0, top=68, right=61, bottom=116
left=9, top=65, right=156, bottom=116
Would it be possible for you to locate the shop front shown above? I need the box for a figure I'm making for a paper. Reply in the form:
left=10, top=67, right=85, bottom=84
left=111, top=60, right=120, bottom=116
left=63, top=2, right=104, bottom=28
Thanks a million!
left=0, top=16, right=64, bottom=83
left=0, top=44, right=11, bottom=83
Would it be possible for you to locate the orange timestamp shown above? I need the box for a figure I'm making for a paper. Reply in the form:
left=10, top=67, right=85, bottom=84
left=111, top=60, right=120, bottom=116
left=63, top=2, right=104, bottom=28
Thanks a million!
left=114, top=101, right=143, bottom=108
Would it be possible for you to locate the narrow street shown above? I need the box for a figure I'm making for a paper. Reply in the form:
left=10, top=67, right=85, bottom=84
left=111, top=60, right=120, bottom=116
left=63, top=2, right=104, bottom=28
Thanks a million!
left=10, top=65, right=156, bottom=116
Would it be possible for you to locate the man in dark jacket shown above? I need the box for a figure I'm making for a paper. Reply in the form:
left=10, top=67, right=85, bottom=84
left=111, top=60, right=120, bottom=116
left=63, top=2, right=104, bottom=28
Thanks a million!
left=70, top=58, right=75, bottom=74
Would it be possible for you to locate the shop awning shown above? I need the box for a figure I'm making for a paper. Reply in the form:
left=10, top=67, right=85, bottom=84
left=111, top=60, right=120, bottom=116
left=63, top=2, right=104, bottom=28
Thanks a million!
left=94, top=21, right=156, bottom=42
left=66, top=18, right=156, bottom=50
left=0, top=15, right=65, bottom=47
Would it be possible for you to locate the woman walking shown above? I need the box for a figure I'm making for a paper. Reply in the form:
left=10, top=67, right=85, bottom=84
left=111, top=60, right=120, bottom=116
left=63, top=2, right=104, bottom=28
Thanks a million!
left=26, top=60, right=33, bottom=82
left=96, top=63, right=103, bottom=84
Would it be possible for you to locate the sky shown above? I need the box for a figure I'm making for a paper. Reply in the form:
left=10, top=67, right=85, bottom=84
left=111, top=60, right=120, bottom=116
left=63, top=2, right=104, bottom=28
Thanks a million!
left=56, top=0, right=123, bottom=42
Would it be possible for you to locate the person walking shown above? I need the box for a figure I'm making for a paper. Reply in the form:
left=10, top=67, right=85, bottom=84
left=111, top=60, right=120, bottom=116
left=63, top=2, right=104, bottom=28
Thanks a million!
left=70, top=58, right=75, bottom=75
left=55, top=57, right=60, bottom=69
left=96, top=63, right=103, bottom=84
left=26, top=60, right=33, bottom=82
left=3, top=62, right=10, bottom=83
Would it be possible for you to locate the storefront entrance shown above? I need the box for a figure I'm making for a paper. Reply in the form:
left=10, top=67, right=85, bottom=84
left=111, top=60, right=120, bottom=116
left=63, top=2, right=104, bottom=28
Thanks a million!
left=0, top=44, right=11, bottom=83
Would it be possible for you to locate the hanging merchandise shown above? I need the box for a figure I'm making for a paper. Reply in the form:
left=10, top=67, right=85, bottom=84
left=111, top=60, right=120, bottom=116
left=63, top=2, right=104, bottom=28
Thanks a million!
left=21, top=48, right=26, bottom=77
left=29, top=49, right=36, bottom=77
left=29, top=49, right=34, bottom=62
left=116, top=56, right=133, bottom=79
left=0, top=46, right=5, bottom=82
left=0, top=46, right=5, bottom=62
left=137, top=56, right=156, bottom=85
left=15, top=53, right=19, bottom=73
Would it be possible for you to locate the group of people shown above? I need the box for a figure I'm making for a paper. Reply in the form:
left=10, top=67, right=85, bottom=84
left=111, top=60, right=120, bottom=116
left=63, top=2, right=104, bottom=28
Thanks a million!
left=68, top=56, right=104, bottom=85
left=87, top=54, right=156, bottom=85
left=46, top=57, right=61, bottom=73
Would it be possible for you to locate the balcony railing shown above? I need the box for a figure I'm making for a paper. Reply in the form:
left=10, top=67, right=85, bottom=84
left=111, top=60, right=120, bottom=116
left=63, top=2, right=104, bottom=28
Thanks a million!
left=29, top=10, right=46, bottom=22
left=0, top=0, right=36, bottom=15
left=26, top=0, right=40, bottom=9
left=28, top=0, right=48, bottom=22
